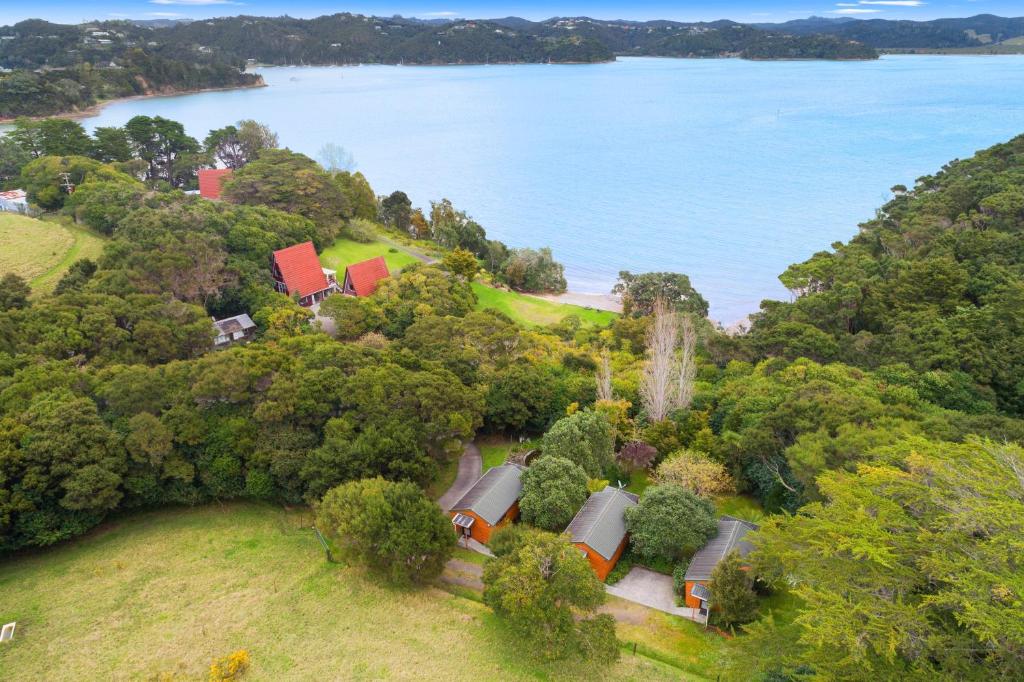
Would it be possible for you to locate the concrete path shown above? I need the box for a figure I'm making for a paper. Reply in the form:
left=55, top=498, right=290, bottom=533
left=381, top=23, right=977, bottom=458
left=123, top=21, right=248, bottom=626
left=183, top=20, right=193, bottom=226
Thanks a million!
left=605, top=567, right=701, bottom=622
left=437, top=442, right=482, bottom=512
left=376, top=234, right=439, bottom=265
left=308, top=302, right=337, bottom=338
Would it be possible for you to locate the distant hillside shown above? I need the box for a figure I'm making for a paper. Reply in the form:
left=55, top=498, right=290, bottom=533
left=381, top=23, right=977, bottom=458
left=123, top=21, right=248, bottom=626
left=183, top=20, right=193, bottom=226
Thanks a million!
left=756, top=13, right=1024, bottom=49
left=0, top=13, right=876, bottom=69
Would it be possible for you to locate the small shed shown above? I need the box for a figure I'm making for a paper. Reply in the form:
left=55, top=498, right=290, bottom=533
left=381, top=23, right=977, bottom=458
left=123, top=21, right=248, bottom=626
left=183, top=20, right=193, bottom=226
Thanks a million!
left=342, top=256, right=390, bottom=297
left=198, top=168, right=233, bottom=200
left=683, top=515, right=760, bottom=611
left=212, top=313, right=256, bottom=347
left=449, top=464, right=524, bottom=544
left=565, top=486, right=639, bottom=581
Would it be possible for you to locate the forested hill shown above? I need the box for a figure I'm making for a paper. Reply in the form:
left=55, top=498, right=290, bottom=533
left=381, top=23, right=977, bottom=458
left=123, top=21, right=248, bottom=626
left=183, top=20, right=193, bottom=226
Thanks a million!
left=748, top=134, right=1024, bottom=416
left=755, top=13, right=1024, bottom=50
left=0, top=14, right=876, bottom=72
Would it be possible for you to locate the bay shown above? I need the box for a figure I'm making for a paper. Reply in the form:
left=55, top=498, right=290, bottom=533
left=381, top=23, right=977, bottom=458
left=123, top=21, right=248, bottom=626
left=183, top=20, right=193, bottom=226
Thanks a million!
left=82, top=56, right=1024, bottom=322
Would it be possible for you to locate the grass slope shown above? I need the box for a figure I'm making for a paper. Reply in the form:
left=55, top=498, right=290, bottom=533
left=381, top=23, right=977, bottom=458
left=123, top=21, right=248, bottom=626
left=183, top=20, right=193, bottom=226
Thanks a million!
left=0, top=213, right=105, bottom=295
left=472, top=282, right=617, bottom=328
left=320, top=237, right=420, bottom=274
left=0, top=504, right=690, bottom=681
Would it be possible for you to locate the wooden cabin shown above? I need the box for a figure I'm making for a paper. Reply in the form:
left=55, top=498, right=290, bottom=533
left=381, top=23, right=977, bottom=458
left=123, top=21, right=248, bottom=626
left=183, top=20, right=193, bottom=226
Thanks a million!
left=270, top=241, right=338, bottom=307
left=342, top=256, right=390, bottom=297
left=198, top=168, right=233, bottom=200
left=565, top=486, right=639, bottom=581
left=449, top=464, right=524, bottom=544
left=683, top=515, right=760, bottom=617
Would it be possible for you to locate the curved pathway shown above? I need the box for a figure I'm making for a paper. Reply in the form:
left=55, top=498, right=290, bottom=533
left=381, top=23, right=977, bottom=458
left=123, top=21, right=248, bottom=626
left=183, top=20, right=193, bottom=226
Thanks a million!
left=437, top=441, right=482, bottom=511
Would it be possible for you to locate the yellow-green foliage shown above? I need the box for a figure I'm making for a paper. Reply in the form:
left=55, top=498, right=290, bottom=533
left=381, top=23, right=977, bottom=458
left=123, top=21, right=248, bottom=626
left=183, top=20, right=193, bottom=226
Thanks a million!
left=210, top=650, right=250, bottom=681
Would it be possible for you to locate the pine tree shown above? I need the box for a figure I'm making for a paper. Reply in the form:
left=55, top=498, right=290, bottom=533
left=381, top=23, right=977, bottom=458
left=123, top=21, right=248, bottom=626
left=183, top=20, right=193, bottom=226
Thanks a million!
left=709, top=551, right=759, bottom=627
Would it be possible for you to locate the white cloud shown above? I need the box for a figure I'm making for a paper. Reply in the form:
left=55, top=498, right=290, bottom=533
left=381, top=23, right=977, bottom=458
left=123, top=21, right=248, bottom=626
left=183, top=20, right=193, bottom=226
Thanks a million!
left=830, top=8, right=884, bottom=13
left=858, top=1, right=926, bottom=5
left=418, top=11, right=460, bottom=17
left=146, top=12, right=185, bottom=17
left=149, top=0, right=242, bottom=5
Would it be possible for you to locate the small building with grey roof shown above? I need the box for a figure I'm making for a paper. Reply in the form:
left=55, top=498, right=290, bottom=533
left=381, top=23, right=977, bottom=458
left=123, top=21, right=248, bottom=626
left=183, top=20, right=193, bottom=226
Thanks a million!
left=212, top=313, right=256, bottom=347
left=683, top=515, right=760, bottom=612
left=449, top=464, right=524, bottom=544
left=564, top=485, right=639, bottom=581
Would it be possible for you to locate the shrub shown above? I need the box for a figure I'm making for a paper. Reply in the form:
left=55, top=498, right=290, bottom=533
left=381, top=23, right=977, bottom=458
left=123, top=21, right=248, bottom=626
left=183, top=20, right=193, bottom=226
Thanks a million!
left=617, top=441, right=657, bottom=471
left=209, top=649, right=250, bottom=681
left=344, top=217, right=377, bottom=243
left=672, top=563, right=688, bottom=603
left=710, top=551, right=759, bottom=627
left=654, top=449, right=735, bottom=498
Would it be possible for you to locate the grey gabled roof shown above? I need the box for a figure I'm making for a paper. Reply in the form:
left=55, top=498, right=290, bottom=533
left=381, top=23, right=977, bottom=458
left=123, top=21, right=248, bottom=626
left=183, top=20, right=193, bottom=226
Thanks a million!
left=684, top=515, right=760, bottom=582
left=449, top=464, right=524, bottom=525
left=565, top=486, right=639, bottom=561
left=213, top=313, right=256, bottom=335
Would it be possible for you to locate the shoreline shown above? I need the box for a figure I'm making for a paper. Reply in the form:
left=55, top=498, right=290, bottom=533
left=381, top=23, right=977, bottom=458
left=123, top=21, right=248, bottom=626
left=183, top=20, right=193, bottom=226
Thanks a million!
left=0, top=82, right=268, bottom=125
left=525, top=290, right=623, bottom=314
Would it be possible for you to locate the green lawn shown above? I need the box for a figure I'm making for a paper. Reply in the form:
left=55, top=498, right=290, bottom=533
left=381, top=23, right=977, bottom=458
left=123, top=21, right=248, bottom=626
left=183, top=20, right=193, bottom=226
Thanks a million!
left=0, top=213, right=106, bottom=295
left=0, top=504, right=689, bottom=681
left=715, top=495, right=764, bottom=523
left=319, top=237, right=420, bottom=274
left=472, top=282, right=617, bottom=328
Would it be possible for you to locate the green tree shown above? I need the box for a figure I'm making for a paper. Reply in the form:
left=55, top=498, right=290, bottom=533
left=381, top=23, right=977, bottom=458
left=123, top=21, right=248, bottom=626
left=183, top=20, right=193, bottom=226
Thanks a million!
left=235, top=119, right=278, bottom=160
left=379, top=190, right=412, bottom=233
left=91, top=126, right=134, bottom=163
left=518, top=456, right=589, bottom=531
left=482, top=530, right=619, bottom=663
left=540, top=410, right=614, bottom=477
left=335, top=171, right=377, bottom=221
left=222, top=148, right=349, bottom=245
left=612, top=271, right=709, bottom=318
left=749, top=437, right=1024, bottom=681
left=708, top=551, right=759, bottom=627
left=316, top=477, right=455, bottom=585
left=442, top=246, right=479, bottom=282
left=625, top=484, right=716, bottom=563
left=0, top=273, right=31, bottom=310
left=19, top=155, right=102, bottom=209
left=484, top=362, right=564, bottom=433
left=123, top=115, right=200, bottom=186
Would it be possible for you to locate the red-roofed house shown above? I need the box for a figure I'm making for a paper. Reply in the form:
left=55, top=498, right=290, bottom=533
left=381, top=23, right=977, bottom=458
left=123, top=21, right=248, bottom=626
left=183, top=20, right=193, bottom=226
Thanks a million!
left=342, top=256, right=391, bottom=297
left=198, top=168, right=233, bottom=200
left=271, top=241, right=338, bottom=306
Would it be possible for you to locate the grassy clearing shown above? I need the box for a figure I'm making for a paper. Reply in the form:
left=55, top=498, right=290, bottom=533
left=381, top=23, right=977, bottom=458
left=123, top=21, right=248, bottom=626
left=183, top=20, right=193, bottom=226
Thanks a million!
left=472, top=282, right=617, bottom=328
left=715, top=495, right=764, bottom=522
left=0, top=504, right=687, bottom=681
left=477, top=436, right=538, bottom=471
left=0, top=214, right=106, bottom=295
left=320, top=237, right=420, bottom=274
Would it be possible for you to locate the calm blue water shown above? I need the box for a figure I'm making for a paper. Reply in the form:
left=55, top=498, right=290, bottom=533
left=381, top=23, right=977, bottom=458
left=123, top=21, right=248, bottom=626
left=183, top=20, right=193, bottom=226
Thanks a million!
left=82, top=56, right=1024, bottom=322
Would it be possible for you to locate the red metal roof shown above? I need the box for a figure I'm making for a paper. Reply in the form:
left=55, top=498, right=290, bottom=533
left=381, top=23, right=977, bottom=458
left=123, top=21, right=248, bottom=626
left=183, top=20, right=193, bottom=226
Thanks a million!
left=345, top=256, right=391, bottom=297
left=272, top=241, right=330, bottom=298
left=198, top=168, right=233, bottom=200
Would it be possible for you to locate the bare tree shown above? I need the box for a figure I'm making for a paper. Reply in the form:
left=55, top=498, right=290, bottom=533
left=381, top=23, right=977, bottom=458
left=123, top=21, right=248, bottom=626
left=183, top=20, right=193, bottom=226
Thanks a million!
left=596, top=348, right=613, bottom=402
left=317, top=142, right=356, bottom=174
left=675, top=314, right=697, bottom=411
left=640, top=299, right=678, bottom=422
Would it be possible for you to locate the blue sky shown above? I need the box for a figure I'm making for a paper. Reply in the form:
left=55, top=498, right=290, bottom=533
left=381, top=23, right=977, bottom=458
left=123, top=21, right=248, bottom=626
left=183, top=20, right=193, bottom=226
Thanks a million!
left=7, top=0, right=1022, bottom=26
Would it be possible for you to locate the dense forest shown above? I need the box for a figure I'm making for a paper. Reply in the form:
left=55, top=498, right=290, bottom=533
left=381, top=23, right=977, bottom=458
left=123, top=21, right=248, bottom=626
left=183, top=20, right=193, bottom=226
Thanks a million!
left=0, top=115, right=1022, bottom=678
left=756, top=13, right=1024, bottom=49
left=0, top=48, right=261, bottom=118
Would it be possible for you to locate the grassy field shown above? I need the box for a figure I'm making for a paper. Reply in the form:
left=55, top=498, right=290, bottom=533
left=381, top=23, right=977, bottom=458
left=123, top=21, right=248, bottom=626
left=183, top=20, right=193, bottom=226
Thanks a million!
left=0, top=504, right=696, bottom=681
left=472, top=282, right=617, bottom=328
left=0, top=213, right=106, bottom=295
left=320, top=237, right=421, bottom=274
left=478, top=436, right=539, bottom=471
left=0, top=214, right=106, bottom=295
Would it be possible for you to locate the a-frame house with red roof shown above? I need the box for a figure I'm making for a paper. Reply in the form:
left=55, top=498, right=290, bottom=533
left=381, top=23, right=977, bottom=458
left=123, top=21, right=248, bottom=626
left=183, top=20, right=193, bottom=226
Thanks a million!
left=342, top=256, right=391, bottom=297
left=270, top=241, right=338, bottom=306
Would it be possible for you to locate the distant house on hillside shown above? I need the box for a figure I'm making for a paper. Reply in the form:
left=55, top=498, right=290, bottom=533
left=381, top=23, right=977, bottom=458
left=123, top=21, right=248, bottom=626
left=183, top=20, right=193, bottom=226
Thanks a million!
left=565, top=486, right=638, bottom=581
left=270, top=241, right=338, bottom=307
left=212, top=313, right=256, bottom=347
left=341, top=256, right=390, bottom=297
left=0, top=189, right=28, bottom=213
left=449, top=464, right=524, bottom=544
left=683, top=515, right=760, bottom=618
left=198, top=168, right=233, bottom=200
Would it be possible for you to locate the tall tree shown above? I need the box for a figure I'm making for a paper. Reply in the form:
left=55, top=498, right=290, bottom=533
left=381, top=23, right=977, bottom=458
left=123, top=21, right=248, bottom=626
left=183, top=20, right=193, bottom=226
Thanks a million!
left=123, top=115, right=199, bottom=186
left=709, top=551, right=759, bottom=627
left=482, top=530, right=619, bottom=663
left=625, top=484, right=717, bottom=563
left=540, top=410, right=615, bottom=478
left=518, top=456, right=589, bottom=531
left=316, top=477, right=455, bottom=585
left=750, top=438, right=1024, bottom=680
left=613, top=271, right=709, bottom=318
